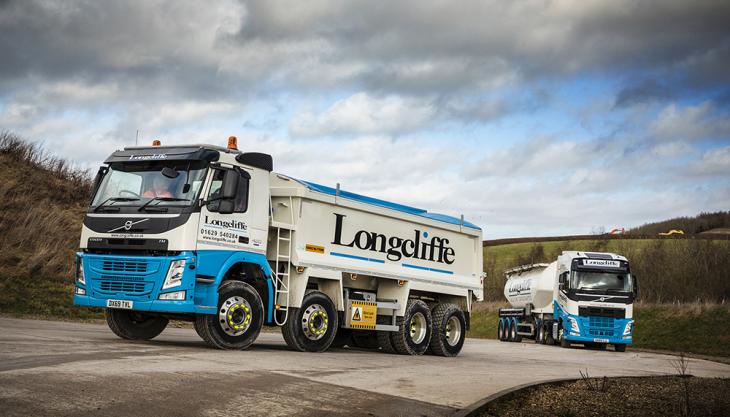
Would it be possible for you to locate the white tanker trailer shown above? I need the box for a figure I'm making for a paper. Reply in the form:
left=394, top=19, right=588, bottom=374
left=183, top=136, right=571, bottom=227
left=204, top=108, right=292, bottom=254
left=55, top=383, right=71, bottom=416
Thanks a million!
left=497, top=251, right=637, bottom=351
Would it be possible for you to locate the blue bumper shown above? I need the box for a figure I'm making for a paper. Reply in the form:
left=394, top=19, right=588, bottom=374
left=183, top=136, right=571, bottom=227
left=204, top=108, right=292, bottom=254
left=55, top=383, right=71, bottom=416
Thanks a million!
left=554, top=302, right=633, bottom=345
left=73, top=251, right=218, bottom=315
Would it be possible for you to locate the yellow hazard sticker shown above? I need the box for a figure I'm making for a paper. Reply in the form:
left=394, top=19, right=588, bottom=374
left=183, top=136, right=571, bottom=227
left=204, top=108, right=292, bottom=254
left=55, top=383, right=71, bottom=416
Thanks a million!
left=350, top=301, right=377, bottom=329
left=305, top=244, right=325, bottom=254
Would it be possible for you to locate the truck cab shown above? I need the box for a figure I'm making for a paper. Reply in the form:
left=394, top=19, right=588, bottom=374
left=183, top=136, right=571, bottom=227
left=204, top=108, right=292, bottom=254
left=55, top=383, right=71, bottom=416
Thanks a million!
left=553, top=251, right=636, bottom=350
left=74, top=140, right=278, bottom=343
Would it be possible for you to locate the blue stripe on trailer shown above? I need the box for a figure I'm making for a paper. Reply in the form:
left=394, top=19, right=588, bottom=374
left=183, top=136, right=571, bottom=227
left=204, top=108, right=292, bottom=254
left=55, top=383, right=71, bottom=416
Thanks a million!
left=330, top=251, right=386, bottom=264
left=402, top=263, right=454, bottom=275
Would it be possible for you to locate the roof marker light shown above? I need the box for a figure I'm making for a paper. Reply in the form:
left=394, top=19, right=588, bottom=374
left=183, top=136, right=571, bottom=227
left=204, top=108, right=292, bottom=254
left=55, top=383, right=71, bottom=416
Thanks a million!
left=227, top=136, right=238, bottom=150
left=152, top=139, right=161, bottom=146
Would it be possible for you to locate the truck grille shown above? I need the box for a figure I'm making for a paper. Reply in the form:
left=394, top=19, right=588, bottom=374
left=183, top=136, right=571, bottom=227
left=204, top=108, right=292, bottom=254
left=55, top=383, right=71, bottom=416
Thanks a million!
left=579, top=306, right=625, bottom=318
left=588, top=316, right=616, bottom=337
left=99, top=281, right=148, bottom=293
left=101, top=260, right=148, bottom=273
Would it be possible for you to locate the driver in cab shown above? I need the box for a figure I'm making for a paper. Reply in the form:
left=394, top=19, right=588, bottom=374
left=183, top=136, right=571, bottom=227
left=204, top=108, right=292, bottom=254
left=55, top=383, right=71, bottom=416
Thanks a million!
left=143, top=176, right=174, bottom=198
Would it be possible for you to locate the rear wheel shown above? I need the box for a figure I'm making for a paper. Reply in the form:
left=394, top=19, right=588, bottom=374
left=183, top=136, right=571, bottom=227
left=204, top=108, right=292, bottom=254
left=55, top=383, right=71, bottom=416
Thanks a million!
left=498, top=319, right=506, bottom=341
left=281, top=291, right=338, bottom=352
left=351, top=331, right=380, bottom=349
left=614, top=343, right=627, bottom=352
left=429, top=303, right=466, bottom=357
left=195, top=280, right=264, bottom=350
left=534, top=319, right=543, bottom=344
left=511, top=319, right=522, bottom=342
left=391, top=299, right=432, bottom=355
left=105, top=309, right=168, bottom=340
left=377, top=315, right=398, bottom=353
left=544, top=320, right=555, bottom=345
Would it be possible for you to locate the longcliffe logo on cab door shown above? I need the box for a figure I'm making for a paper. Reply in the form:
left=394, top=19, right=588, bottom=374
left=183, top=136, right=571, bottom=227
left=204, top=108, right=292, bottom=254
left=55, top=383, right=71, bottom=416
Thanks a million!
left=331, top=213, right=456, bottom=264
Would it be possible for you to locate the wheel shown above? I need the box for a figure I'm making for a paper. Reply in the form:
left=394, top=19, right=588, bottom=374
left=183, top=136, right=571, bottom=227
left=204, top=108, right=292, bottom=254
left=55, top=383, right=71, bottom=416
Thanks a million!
left=511, top=319, right=522, bottom=342
left=429, top=303, right=466, bottom=357
left=507, top=319, right=515, bottom=342
left=330, top=327, right=352, bottom=348
left=194, top=280, right=264, bottom=350
left=534, top=319, right=542, bottom=344
left=614, top=343, right=627, bottom=352
left=105, top=309, right=168, bottom=340
left=497, top=319, right=505, bottom=341
left=351, top=331, right=380, bottom=349
left=544, top=320, right=555, bottom=345
left=391, top=299, right=433, bottom=355
left=281, top=291, right=338, bottom=352
left=559, top=325, right=570, bottom=348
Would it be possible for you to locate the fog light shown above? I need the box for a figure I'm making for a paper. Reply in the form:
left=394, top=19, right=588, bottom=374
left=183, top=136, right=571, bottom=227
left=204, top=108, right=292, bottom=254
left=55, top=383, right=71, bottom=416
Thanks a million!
left=75, top=286, right=86, bottom=295
left=159, top=291, right=186, bottom=300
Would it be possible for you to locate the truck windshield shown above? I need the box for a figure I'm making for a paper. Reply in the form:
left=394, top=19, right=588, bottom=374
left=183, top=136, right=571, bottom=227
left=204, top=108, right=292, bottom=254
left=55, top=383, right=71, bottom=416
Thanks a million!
left=571, top=271, right=633, bottom=291
left=91, top=162, right=207, bottom=208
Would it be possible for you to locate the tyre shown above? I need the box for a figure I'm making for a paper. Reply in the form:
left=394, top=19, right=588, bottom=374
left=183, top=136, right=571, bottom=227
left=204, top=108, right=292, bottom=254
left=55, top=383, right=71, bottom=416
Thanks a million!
left=377, top=315, right=398, bottom=353
left=614, top=343, right=627, bottom=352
left=330, top=327, right=352, bottom=348
left=507, top=319, right=515, bottom=342
left=498, top=319, right=505, bottom=341
left=544, top=321, right=555, bottom=345
left=281, top=291, right=338, bottom=352
left=105, top=308, right=168, bottom=340
left=558, top=324, right=570, bottom=348
left=511, top=319, right=522, bottom=343
left=429, top=303, right=466, bottom=357
left=351, top=331, right=380, bottom=349
left=391, top=299, right=433, bottom=355
left=534, top=319, right=542, bottom=344
left=194, top=280, right=264, bottom=350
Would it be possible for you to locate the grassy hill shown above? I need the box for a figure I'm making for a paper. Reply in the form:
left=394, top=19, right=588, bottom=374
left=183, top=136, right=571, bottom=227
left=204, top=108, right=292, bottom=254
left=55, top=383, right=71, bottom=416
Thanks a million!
left=0, top=132, right=97, bottom=318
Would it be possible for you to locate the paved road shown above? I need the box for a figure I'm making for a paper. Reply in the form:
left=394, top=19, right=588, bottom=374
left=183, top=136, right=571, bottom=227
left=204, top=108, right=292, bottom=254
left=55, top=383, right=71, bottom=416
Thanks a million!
left=1, top=318, right=729, bottom=416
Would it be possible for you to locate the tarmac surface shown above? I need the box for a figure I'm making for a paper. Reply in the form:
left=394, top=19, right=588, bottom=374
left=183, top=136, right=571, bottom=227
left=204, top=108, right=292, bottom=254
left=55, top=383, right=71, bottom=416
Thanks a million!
left=1, top=317, right=729, bottom=416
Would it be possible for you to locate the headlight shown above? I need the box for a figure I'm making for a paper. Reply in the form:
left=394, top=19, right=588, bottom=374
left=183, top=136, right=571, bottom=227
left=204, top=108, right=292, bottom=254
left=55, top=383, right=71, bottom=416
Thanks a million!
left=76, top=257, right=85, bottom=285
left=162, top=260, right=186, bottom=289
left=623, top=321, right=634, bottom=336
left=75, top=286, right=86, bottom=295
left=568, top=317, right=580, bottom=334
left=159, top=290, right=186, bottom=300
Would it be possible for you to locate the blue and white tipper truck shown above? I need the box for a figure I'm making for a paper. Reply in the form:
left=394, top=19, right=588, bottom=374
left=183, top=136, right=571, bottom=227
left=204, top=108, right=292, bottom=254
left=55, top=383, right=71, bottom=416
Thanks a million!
left=73, top=138, right=484, bottom=356
left=498, top=251, right=636, bottom=352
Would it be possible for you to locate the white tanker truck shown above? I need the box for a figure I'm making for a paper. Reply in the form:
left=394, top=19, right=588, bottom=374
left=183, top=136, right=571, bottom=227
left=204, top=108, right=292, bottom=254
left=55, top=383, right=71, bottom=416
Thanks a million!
left=73, top=137, right=484, bottom=356
left=497, top=251, right=636, bottom=351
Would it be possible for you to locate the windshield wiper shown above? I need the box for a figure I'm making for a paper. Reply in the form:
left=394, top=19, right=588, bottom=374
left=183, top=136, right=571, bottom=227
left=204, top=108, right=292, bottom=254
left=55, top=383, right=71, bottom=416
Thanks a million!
left=138, top=197, right=190, bottom=212
left=93, top=197, right=140, bottom=212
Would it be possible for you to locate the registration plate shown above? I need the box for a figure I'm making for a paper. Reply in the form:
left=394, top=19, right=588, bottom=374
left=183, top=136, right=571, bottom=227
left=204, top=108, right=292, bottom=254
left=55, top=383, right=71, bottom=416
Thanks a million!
left=593, top=338, right=609, bottom=343
left=106, top=299, right=133, bottom=309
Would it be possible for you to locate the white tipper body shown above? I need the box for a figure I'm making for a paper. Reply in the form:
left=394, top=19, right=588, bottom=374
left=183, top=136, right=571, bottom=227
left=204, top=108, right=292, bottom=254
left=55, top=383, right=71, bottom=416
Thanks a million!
left=269, top=174, right=484, bottom=315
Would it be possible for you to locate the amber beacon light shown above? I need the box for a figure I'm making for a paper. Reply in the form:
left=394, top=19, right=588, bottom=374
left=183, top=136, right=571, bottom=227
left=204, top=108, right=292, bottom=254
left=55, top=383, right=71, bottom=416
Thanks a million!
left=227, top=136, right=238, bottom=150
left=152, top=139, right=161, bottom=146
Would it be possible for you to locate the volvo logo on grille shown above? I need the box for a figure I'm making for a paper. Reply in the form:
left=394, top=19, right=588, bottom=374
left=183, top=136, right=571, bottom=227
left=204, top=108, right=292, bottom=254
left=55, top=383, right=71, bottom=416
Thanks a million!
left=108, top=218, right=149, bottom=233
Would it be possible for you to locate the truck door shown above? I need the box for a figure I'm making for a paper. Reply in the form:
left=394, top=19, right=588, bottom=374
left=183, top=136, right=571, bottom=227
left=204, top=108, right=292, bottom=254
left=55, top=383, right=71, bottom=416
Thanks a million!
left=196, top=165, right=258, bottom=262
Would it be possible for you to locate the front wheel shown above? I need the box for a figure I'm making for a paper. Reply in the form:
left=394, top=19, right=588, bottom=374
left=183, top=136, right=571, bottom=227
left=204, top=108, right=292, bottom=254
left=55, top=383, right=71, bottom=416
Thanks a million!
left=195, top=280, right=264, bottom=350
left=429, top=303, right=466, bottom=357
left=614, top=344, right=627, bottom=352
left=281, top=291, right=338, bottom=352
left=105, top=308, right=168, bottom=340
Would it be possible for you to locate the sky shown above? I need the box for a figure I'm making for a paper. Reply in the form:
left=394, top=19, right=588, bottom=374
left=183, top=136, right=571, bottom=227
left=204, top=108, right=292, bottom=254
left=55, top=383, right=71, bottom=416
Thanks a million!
left=1, top=0, right=729, bottom=238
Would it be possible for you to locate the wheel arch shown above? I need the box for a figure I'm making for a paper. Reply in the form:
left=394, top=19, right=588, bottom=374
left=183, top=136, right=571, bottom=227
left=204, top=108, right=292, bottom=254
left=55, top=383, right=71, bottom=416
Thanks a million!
left=212, top=252, right=275, bottom=324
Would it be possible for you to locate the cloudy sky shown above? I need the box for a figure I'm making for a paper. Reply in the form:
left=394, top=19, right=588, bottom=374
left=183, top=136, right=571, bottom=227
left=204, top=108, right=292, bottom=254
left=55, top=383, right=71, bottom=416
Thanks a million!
left=1, top=0, right=729, bottom=238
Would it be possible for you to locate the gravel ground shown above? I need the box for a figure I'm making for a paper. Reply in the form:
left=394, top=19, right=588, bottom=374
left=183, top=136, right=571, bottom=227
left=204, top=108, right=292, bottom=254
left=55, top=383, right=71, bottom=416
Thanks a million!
left=479, top=376, right=730, bottom=417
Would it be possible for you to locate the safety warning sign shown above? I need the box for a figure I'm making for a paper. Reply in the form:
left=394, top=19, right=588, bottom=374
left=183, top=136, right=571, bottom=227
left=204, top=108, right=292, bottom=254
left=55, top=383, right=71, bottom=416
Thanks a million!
left=347, top=300, right=377, bottom=329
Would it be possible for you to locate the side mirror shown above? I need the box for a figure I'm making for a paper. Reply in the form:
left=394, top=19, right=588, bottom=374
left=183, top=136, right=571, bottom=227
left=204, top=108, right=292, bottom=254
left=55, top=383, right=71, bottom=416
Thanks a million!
left=221, top=169, right=240, bottom=199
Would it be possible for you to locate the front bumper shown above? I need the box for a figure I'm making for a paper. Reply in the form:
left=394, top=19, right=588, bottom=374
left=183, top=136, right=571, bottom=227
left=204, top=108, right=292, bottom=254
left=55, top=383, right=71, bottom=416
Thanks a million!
left=73, top=252, right=217, bottom=315
left=564, top=315, right=633, bottom=345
